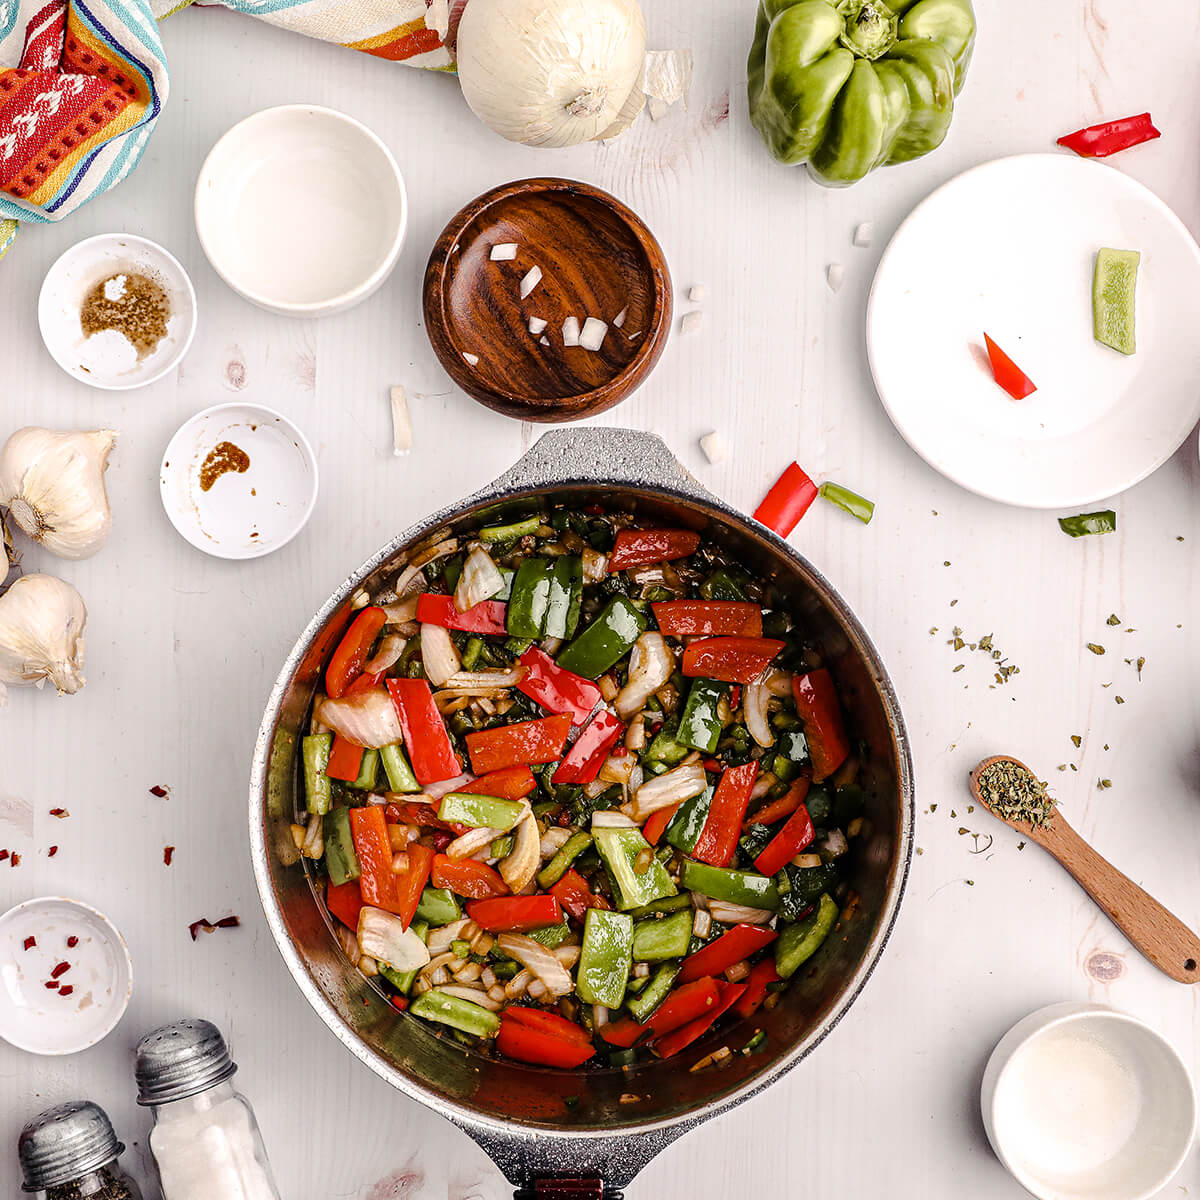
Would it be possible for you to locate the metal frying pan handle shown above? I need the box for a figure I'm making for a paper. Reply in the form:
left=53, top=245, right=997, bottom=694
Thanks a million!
left=514, top=1177, right=621, bottom=1200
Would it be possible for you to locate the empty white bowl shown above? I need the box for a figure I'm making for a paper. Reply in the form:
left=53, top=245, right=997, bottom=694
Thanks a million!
left=160, top=402, right=318, bottom=559
left=0, top=897, right=133, bottom=1055
left=195, top=105, right=407, bottom=316
left=38, top=234, right=197, bottom=389
left=982, top=1002, right=1195, bottom=1200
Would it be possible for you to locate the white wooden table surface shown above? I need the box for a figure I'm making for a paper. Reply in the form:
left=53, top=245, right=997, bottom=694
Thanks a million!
left=2, top=1, right=1199, bottom=1195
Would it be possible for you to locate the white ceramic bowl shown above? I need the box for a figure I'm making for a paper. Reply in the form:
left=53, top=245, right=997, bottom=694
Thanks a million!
left=982, top=1002, right=1196, bottom=1200
left=195, top=105, right=408, bottom=317
left=0, top=897, right=132, bottom=1055
left=38, top=234, right=197, bottom=389
left=159, top=402, right=319, bottom=559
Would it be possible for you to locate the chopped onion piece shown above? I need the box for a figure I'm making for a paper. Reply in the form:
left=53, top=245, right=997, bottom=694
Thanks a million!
left=793, top=852, right=823, bottom=870
left=363, top=633, right=407, bottom=677
left=591, top=810, right=637, bottom=829
left=358, top=907, right=430, bottom=972
left=613, top=307, right=627, bottom=328
left=497, top=933, right=573, bottom=997
left=579, top=317, right=608, bottom=351
left=630, top=761, right=708, bottom=820
left=744, top=670, right=775, bottom=749
left=443, top=668, right=524, bottom=690
left=708, top=901, right=773, bottom=925
left=421, top=622, right=462, bottom=688
left=642, top=48, right=694, bottom=109
left=826, top=264, right=844, bottom=293
left=519, top=266, right=543, bottom=299
left=446, top=826, right=505, bottom=861
left=699, top=431, right=726, bottom=465
left=463, top=352, right=480, bottom=366
left=316, top=689, right=402, bottom=749
left=689, top=284, right=707, bottom=304
left=435, top=985, right=502, bottom=1012
left=389, top=386, right=412, bottom=456
left=562, top=316, right=581, bottom=347
left=528, top=316, right=547, bottom=336
left=539, top=336, right=550, bottom=346
left=647, top=96, right=670, bottom=121
left=455, top=545, right=504, bottom=612
left=615, top=633, right=674, bottom=720
left=680, top=311, right=703, bottom=335
left=490, top=243, right=518, bottom=261
left=540, top=826, right=572, bottom=859
left=853, top=222, right=874, bottom=248
left=499, top=812, right=539, bottom=892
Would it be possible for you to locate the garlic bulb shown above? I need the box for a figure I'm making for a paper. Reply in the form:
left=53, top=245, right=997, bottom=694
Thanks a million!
left=456, top=0, right=647, bottom=147
left=0, top=428, right=116, bottom=559
left=0, top=573, right=87, bottom=704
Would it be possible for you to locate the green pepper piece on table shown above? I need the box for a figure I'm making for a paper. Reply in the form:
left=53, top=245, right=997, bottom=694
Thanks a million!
left=680, top=860, right=780, bottom=910
left=409, top=989, right=501, bottom=1038
left=631, top=908, right=693, bottom=961
left=303, top=734, right=333, bottom=815
left=545, top=556, right=584, bottom=640
left=625, top=961, right=682, bottom=1023
left=1058, top=510, right=1117, bottom=538
left=593, top=826, right=677, bottom=910
left=323, top=808, right=361, bottom=886
left=415, top=887, right=462, bottom=926
left=775, top=892, right=839, bottom=977
left=555, top=596, right=647, bottom=679
left=507, top=558, right=554, bottom=639
left=577, top=909, right=634, bottom=1008
left=380, top=743, right=420, bottom=793
left=748, top=0, right=977, bottom=186
left=665, top=787, right=713, bottom=855
left=349, top=747, right=380, bottom=791
left=537, top=830, right=593, bottom=889
left=378, top=920, right=428, bottom=994
left=677, top=679, right=727, bottom=753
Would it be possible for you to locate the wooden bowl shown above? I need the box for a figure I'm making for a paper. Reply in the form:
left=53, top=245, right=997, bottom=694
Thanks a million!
left=422, top=178, right=672, bottom=422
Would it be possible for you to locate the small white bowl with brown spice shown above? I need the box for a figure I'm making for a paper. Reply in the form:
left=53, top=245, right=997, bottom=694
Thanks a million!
left=38, top=233, right=197, bottom=390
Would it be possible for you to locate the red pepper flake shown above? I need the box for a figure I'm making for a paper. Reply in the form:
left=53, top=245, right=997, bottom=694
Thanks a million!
left=10, top=853, right=19, bottom=868
left=0, top=850, right=10, bottom=862
left=23, top=936, right=36, bottom=951
left=44, top=980, right=59, bottom=989
left=66, top=936, right=79, bottom=948
left=163, top=846, right=175, bottom=866
left=58, top=985, right=74, bottom=996
left=188, top=915, right=241, bottom=941
left=48, top=846, right=58, bottom=857
left=49, top=808, right=69, bottom=818
left=612, top=744, right=628, bottom=757
left=50, top=961, right=71, bottom=979
left=730, top=686, right=742, bottom=707
left=149, top=785, right=170, bottom=798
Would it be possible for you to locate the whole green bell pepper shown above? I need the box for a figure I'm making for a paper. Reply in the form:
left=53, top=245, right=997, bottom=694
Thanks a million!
left=748, top=0, right=976, bottom=186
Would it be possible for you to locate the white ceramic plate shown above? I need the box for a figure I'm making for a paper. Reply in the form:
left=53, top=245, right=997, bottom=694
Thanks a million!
left=38, top=233, right=197, bottom=389
left=867, top=154, right=1200, bottom=508
left=160, top=403, right=318, bottom=559
left=0, top=897, right=132, bottom=1055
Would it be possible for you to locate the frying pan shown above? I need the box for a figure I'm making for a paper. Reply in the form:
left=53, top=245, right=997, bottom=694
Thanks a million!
left=249, top=428, right=913, bottom=1199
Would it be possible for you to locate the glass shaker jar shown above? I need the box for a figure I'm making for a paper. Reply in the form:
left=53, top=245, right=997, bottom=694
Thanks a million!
left=135, top=1018, right=281, bottom=1200
left=18, top=1100, right=142, bottom=1199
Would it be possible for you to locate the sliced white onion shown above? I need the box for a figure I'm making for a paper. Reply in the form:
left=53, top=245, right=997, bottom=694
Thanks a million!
left=555, top=945, right=582, bottom=969
left=750, top=773, right=775, bottom=801
left=853, top=222, right=874, bottom=248
left=826, top=263, right=844, bottom=293
left=519, top=265, right=543, bottom=299
left=358, top=907, right=430, bottom=972
left=579, top=317, right=608, bottom=351
left=540, top=826, right=573, bottom=859
left=499, top=812, right=540, bottom=892
left=615, top=632, right=674, bottom=720
left=463, top=352, right=480, bottom=366
left=591, top=810, right=637, bottom=829
left=744, top=670, right=775, bottom=749
left=497, top=933, right=574, bottom=997
left=613, top=307, right=627, bottom=328
left=395, top=540, right=457, bottom=597
left=562, top=316, right=581, bottom=347
left=315, top=688, right=402, bottom=749
left=630, top=760, right=708, bottom=821
left=427, top=919, right=470, bottom=956
left=763, top=668, right=792, bottom=698
left=689, top=284, right=707, bottom=304
left=581, top=549, right=607, bottom=583
left=504, top=969, right=532, bottom=999
left=625, top=714, right=646, bottom=752
left=423, top=774, right=474, bottom=800
left=490, top=243, right=518, bottom=261
left=390, top=385, right=412, bottom=456
left=539, top=336, right=550, bottom=346
left=598, top=752, right=636, bottom=786
left=708, top=901, right=773, bottom=925
left=363, top=633, right=406, bottom=677
left=455, top=545, right=504, bottom=612
left=446, top=826, right=505, bottom=861
left=592, top=1003, right=610, bottom=1028
left=381, top=595, right=419, bottom=624
left=421, top=621, right=461, bottom=688
left=434, top=985, right=503, bottom=1012
left=699, top=431, right=726, bottom=465
left=444, top=668, right=524, bottom=690
left=680, top=311, right=703, bottom=335
left=528, top=316, right=547, bottom=336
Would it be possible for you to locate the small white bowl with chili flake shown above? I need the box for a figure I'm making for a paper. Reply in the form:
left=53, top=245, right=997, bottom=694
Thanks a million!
left=0, top=896, right=133, bottom=1055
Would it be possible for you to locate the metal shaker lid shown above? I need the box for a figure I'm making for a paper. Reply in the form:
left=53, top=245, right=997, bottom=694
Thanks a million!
left=135, top=1017, right=237, bottom=1106
left=19, top=1100, right=124, bottom=1191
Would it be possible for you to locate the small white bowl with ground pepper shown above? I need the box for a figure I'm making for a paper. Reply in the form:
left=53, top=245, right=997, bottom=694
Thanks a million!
left=38, top=233, right=197, bottom=390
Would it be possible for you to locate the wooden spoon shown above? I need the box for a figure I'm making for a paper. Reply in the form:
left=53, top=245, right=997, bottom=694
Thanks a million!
left=970, top=755, right=1200, bottom=984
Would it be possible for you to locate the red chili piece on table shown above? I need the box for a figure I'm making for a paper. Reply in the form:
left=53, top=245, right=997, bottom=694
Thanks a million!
left=983, top=334, right=1036, bottom=400
left=607, top=528, right=701, bottom=572
left=326, top=879, right=364, bottom=930
left=149, top=785, right=169, bottom=798
left=681, top=637, right=785, bottom=684
left=49, top=809, right=68, bottom=818
left=678, top=924, right=778, bottom=984
left=732, top=957, right=780, bottom=1019
left=754, top=801, right=816, bottom=876
left=654, top=979, right=747, bottom=1059
left=753, top=463, right=819, bottom=537
left=792, top=668, right=850, bottom=782
left=326, top=606, right=387, bottom=699
left=651, top=600, right=764, bottom=638
left=497, top=1007, right=597, bottom=1069
left=163, top=846, right=175, bottom=866
left=44, top=981, right=58, bottom=989
left=1057, top=113, right=1160, bottom=158
left=745, top=777, right=810, bottom=828
left=466, top=894, right=562, bottom=933
left=416, top=594, right=508, bottom=636
left=66, top=936, right=78, bottom=948
left=387, top=679, right=462, bottom=785
left=431, top=854, right=509, bottom=900
left=47, top=846, right=58, bottom=857
left=454, top=765, right=538, bottom=801
left=465, top=713, right=571, bottom=775
left=517, top=647, right=602, bottom=725
left=552, top=710, right=624, bottom=785
left=549, top=869, right=611, bottom=923
left=692, top=761, right=760, bottom=867
left=10, top=853, right=19, bottom=867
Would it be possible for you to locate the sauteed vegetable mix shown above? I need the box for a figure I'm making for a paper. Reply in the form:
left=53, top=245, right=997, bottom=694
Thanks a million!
left=301, top=509, right=864, bottom=1068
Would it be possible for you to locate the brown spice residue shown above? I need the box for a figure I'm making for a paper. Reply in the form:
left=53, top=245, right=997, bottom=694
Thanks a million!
left=80, top=272, right=170, bottom=359
left=199, top=441, right=250, bottom=492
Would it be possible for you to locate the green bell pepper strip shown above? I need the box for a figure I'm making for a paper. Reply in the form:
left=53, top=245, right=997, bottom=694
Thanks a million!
left=593, top=826, right=678, bottom=911
left=537, top=831, right=593, bottom=889
left=415, top=887, right=462, bottom=926
left=555, top=597, right=648, bottom=679
left=775, top=893, right=839, bottom=978
left=545, top=556, right=584, bottom=640
left=778, top=860, right=840, bottom=919
left=322, top=808, right=361, bottom=886
left=480, top=515, right=540, bottom=543
left=748, top=0, right=977, bottom=186
left=461, top=636, right=484, bottom=672
left=437, top=792, right=527, bottom=832
left=303, top=734, right=333, bottom=815
left=409, top=989, right=501, bottom=1038
left=378, top=920, right=428, bottom=994
left=576, top=909, right=634, bottom=1008
left=490, top=834, right=515, bottom=859
left=625, top=973, right=651, bottom=996
left=643, top=721, right=691, bottom=771
left=699, top=569, right=748, bottom=602
left=524, top=920, right=572, bottom=949
left=380, top=744, right=420, bottom=794
left=349, top=747, right=380, bottom=791
left=451, top=939, right=471, bottom=959
left=665, top=788, right=713, bottom=855
left=805, top=785, right=833, bottom=826
left=507, top=558, right=554, bottom=639
left=677, top=679, right=726, bottom=753
left=680, top=860, right=781, bottom=910
left=819, top=481, right=875, bottom=524
left=627, top=893, right=694, bottom=920
left=631, top=909, right=694, bottom=961
left=625, top=962, right=682, bottom=1023
left=1058, top=510, right=1117, bottom=538
left=777, top=728, right=811, bottom=767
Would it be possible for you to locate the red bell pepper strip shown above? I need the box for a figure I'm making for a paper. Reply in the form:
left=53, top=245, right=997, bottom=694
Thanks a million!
left=753, top=463, right=819, bottom=537
left=326, top=606, right=386, bottom=699
left=641, top=803, right=680, bottom=846
left=552, top=710, right=624, bottom=784
left=654, top=980, right=746, bottom=1059
left=692, top=761, right=760, bottom=867
left=386, top=679, right=461, bottom=785
left=549, top=869, right=611, bottom=923
left=465, top=713, right=571, bottom=775
left=754, top=801, right=816, bottom=876
left=431, top=854, right=509, bottom=899
left=326, top=879, right=364, bottom=931
left=732, top=957, right=780, bottom=1019
left=678, top=924, right=778, bottom=984
left=792, top=669, right=850, bottom=782
left=391, top=996, right=409, bottom=1012
left=745, top=777, right=810, bottom=827
left=983, top=333, right=1036, bottom=400
left=600, top=977, right=722, bottom=1046
left=516, top=647, right=602, bottom=725
left=1057, top=112, right=1160, bottom=159
left=503, top=1006, right=595, bottom=1047
left=416, top=594, right=508, bottom=636
left=497, top=1008, right=597, bottom=1068
left=456, top=765, right=538, bottom=801
left=651, top=600, right=763, bottom=638
left=466, top=894, right=563, bottom=933
left=391, top=842, right=435, bottom=929
left=681, top=637, right=785, bottom=685
left=326, top=734, right=366, bottom=782
left=608, top=528, right=701, bottom=572
left=349, top=806, right=402, bottom=914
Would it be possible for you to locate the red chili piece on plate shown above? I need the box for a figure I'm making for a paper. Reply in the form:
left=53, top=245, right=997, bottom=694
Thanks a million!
left=23, top=936, right=35, bottom=951
left=983, top=334, right=1037, bottom=400
left=58, top=985, right=74, bottom=996
left=326, top=606, right=387, bottom=698
left=50, top=962, right=70, bottom=979
left=681, top=637, right=785, bottom=685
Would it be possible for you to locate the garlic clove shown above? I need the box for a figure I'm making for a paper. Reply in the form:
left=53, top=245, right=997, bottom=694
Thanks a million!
left=0, top=573, right=87, bottom=705
left=0, top=428, right=116, bottom=560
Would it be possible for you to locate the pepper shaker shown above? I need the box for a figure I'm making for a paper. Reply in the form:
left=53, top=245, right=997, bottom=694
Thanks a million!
left=135, top=1018, right=281, bottom=1200
left=18, top=1100, right=142, bottom=1199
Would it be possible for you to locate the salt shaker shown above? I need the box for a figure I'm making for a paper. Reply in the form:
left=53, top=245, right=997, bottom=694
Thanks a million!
left=135, top=1018, right=281, bottom=1200
left=18, top=1100, right=142, bottom=1199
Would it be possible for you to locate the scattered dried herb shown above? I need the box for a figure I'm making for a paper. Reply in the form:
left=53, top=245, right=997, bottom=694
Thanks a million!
left=1098, top=779, right=1112, bottom=789
left=1086, top=643, right=1105, bottom=655
left=1070, top=734, right=1082, bottom=748
left=1106, top=614, right=1121, bottom=626
left=974, top=759, right=1057, bottom=829
left=189, top=915, right=241, bottom=941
